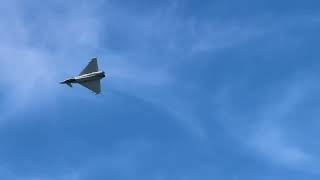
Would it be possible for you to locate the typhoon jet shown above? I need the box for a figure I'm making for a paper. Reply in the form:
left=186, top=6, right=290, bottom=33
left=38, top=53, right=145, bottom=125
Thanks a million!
left=60, top=58, right=106, bottom=94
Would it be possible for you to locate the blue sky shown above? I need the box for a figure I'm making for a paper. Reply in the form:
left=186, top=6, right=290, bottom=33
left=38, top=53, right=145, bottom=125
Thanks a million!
left=1, top=0, right=320, bottom=179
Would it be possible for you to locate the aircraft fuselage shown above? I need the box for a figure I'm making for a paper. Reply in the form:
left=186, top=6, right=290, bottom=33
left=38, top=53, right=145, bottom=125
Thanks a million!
left=61, top=71, right=105, bottom=85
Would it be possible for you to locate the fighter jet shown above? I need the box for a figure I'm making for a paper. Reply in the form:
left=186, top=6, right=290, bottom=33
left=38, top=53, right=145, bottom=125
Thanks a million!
left=60, top=57, right=106, bottom=94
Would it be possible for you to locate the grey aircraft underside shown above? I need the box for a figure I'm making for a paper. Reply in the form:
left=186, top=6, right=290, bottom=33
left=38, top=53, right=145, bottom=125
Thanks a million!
left=60, top=58, right=106, bottom=94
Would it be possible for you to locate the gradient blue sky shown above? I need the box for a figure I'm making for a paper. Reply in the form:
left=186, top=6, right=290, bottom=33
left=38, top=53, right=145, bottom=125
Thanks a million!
left=1, top=0, right=320, bottom=179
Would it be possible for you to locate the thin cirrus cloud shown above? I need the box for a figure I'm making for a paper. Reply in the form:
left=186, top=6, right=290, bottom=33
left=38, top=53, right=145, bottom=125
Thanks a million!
left=99, top=2, right=278, bottom=140
left=215, top=67, right=320, bottom=173
left=1, top=0, right=320, bottom=179
left=249, top=77, right=320, bottom=172
left=208, top=13, right=320, bottom=173
left=0, top=0, right=103, bottom=122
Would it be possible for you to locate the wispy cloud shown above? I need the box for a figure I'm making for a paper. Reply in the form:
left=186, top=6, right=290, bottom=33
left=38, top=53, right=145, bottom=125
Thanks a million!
left=0, top=0, right=102, bottom=122
left=103, top=12, right=320, bottom=141
left=248, top=77, right=320, bottom=172
left=215, top=71, right=320, bottom=173
left=98, top=1, right=275, bottom=140
left=251, top=122, right=313, bottom=168
left=2, top=1, right=320, bottom=179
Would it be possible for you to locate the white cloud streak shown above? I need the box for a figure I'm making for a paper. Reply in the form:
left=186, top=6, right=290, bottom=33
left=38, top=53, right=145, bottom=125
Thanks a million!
left=98, top=1, right=272, bottom=140
left=2, top=1, right=320, bottom=178
left=0, top=0, right=102, bottom=123
left=215, top=73, right=320, bottom=173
